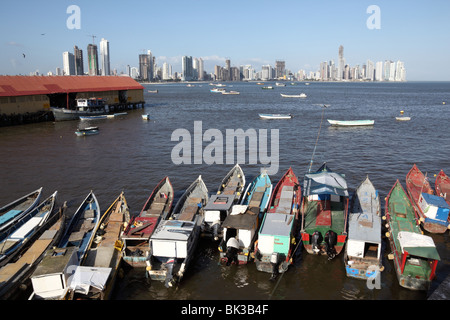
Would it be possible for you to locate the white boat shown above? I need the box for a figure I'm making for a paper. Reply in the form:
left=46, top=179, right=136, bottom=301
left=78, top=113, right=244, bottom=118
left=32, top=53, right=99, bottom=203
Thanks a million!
left=222, top=91, right=240, bottom=95
left=142, top=114, right=150, bottom=120
left=280, top=93, right=307, bottom=98
left=210, top=88, right=226, bottom=93
left=327, top=119, right=374, bottom=126
left=51, top=98, right=108, bottom=121
left=106, top=112, right=127, bottom=119
left=259, top=113, right=292, bottom=119
left=396, top=116, right=411, bottom=121
left=75, top=126, right=99, bottom=136
left=146, top=176, right=208, bottom=287
left=275, top=82, right=286, bottom=87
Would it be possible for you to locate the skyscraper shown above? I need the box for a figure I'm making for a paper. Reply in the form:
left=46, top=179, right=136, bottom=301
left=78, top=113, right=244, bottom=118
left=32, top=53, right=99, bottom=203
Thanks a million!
left=100, top=38, right=110, bottom=76
left=63, top=51, right=75, bottom=75
left=87, top=44, right=99, bottom=76
left=338, top=45, right=344, bottom=81
left=139, top=54, right=151, bottom=81
left=182, top=56, right=193, bottom=81
left=275, top=60, right=285, bottom=79
left=74, top=46, right=84, bottom=75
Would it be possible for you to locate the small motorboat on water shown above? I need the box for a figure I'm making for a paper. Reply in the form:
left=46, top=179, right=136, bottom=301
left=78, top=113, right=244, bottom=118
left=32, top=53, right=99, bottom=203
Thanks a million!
left=75, top=126, right=99, bottom=136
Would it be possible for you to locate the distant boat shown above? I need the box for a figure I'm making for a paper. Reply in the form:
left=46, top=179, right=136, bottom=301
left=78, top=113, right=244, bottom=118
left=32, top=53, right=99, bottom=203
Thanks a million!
left=142, top=114, right=150, bottom=120
left=327, top=119, right=374, bottom=126
left=79, top=115, right=108, bottom=120
left=210, top=88, right=226, bottom=93
left=222, top=91, right=240, bottom=95
left=75, top=126, right=99, bottom=136
left=344, top=176, right=383, bottom=280
left=51, top=98, right=108, bottom=121
left=275, top=82, right=286, bottom=87
left=385, top=180, right=440, bottom=291
left=259, top=113, right=292, bottom=119
left=262, top=86, right=273, bottom=90
left=280, top=93, right=307, bottom=98
left=148, top=90, right=158, bottom=93
left=406, top=164, right=449, bottom=233
left=396, top=116, right=411, bottom=121
left=106, top=112, right=127, bottom=119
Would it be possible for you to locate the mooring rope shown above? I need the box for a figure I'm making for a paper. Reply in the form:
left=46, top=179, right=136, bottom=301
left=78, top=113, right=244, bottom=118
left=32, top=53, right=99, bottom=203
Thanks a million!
left=307, top=105, right=327, bottom=173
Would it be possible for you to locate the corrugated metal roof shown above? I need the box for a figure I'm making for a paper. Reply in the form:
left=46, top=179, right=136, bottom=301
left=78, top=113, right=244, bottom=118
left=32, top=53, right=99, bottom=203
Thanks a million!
left=0, top=75, right=144, bottom=97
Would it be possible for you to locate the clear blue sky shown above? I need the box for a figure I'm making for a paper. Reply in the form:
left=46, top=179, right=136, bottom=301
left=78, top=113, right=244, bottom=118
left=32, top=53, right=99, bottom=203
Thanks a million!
left=2, top=0, right=449, bottom=80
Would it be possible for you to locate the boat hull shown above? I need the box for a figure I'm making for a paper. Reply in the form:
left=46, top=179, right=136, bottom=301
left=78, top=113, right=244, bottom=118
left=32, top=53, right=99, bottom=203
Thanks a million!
left=51, top=107, right=106, bottom=121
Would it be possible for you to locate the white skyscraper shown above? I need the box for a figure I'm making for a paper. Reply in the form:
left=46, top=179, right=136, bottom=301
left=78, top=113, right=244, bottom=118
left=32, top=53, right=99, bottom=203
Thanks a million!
left=366, top=60, right=374, bottom=81
left=62, top=51, right=75, bottom=75
left=162, top=62, right=172, bottom=80
left=395, top=61, right=406, bottom=81
left=375, top=61, right=383, bottom=81
left=100, top=38, right=110, bottom=76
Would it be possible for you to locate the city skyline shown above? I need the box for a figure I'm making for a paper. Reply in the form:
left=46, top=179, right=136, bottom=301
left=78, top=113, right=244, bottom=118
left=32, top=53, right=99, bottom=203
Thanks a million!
left=2, top=1, right=450, bottom=81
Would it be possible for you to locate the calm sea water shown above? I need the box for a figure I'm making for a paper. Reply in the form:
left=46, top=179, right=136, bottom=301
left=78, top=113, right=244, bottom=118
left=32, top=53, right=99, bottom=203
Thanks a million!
left=1, top=81, right=449, bottom=302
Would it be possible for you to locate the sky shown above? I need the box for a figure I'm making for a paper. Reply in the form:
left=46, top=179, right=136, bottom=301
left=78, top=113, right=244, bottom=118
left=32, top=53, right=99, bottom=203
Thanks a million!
left=1, top=0, right=450, bottom=80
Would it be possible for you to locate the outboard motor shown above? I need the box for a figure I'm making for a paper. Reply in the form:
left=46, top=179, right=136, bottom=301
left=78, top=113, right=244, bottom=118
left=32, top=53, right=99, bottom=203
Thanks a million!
left=270, top=252, right=280, bottom=280
left=325, top=230, right=337, bottom=260
left=164, top=258, right=175, bottom=288
left=311, top=231, right=322, bottom=254
left=212, top=220, right=221, bottom=241
left=225, top=237, right=239, bottom=266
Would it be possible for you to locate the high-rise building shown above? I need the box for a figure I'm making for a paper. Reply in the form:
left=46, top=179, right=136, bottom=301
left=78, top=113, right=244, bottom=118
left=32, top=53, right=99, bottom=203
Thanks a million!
left=338, top=45, right=344, bottom=80
left=162, top=62, right=172, bottom=80
left=147, top=50, right=154, bottom=81
left=100, top=38, right=110, bottom=76
left=375, top=61, right=383, bottom=81
left=182, top=56, right=193, bottom=81
left=139, top=54, right=151, bottom=81
left=197, top=58, right=204, bottom=80
left=87, top=44, right=99, bottom=76
left=395, top=61, right=406, bottom=81
left=62, top=51, right=75, bottom=75
left=74, top=46, right=84, bottom=75
left=275, top=60, right=285, bottom=79
left=366, top=60, right=374, bottom=81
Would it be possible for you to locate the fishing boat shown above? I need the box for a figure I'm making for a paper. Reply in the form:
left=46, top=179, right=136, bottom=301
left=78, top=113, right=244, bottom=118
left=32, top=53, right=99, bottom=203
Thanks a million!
left=222, top=91, right=240, bottom=95
left=203, top=164, right=245, bottom=240
left=210, top=88, right=226, bottom=93
left=51, top=98, right=108, bottom=121
left=275, top=82, right=286, bottom=87
left=327, top=119, right=374, bottom=127
left=300, top=163, right=349, bottom=259
left=67, top=192, right=130, bottom=300
left=29, top=191, right=100, bottom=300
left=385, top=180, right=440, bottom=291
left=146, top=175, right=208, bottom=287
left=79, top=115, right=108, bottom=120
left=0, top=187, right=42, bottom=238
left=406, top=164, right=449, bottom=233
left=254, top=167, right=301, bottom=278
left=122, top=177, right=174, bottom=267
left=262, top=86, right=274, bottom=90
left=0, top=191, right=58, bottom=268
left=344, top=176, right=383, bottom=280
left=259, top=113, right=292, bottom=120
left=218, top=171, right=273, bottom=265
left=75, top=126, right=99, bottom=136
left=435, top=169, right=450, bottom=207
left=396, top=110, right=411, bottom=121
left=280, top=93, right=307, bottom=98
left=0, top=203, right=66, bottom=300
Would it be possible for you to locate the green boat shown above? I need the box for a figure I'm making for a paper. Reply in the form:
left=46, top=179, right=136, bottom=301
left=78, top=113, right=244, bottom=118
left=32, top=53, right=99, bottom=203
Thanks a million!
left=385, top=180, right=440, bottom=291
left=300, top=163, right=349, bottom=259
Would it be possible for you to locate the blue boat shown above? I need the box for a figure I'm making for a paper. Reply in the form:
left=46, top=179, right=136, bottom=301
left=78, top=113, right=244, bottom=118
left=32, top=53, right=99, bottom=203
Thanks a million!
left=218, top=170, right=273, bottom=265
left=0, top=191, right=57, bottom=267
left=0, top=187, right=43, bottom=239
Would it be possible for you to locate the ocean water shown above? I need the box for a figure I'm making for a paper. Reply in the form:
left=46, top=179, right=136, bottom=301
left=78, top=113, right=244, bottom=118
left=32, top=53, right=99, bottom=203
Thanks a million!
left=0, top=81, right=449, bottom=302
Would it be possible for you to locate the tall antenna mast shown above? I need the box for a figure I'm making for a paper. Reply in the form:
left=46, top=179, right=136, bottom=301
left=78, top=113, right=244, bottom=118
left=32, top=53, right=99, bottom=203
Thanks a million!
left=88, top=34, right=97, bottom=45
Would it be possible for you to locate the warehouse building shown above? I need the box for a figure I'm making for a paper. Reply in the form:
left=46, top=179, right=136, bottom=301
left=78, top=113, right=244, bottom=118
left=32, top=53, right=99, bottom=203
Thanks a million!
left=0, top=75, right=145, bottom=126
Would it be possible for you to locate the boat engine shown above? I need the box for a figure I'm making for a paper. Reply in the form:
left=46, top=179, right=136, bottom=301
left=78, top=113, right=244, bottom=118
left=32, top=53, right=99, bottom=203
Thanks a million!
left=270, top=252, right=280, bottom=280
left=164, top=258, right=175, bottom=288
left=212, top=220, right=221, bottom=241
left=311, top=231, right=322, bottom=254
left=225, top=237, right=239, bottom=266
left=325, top=230, right=337, bottom=260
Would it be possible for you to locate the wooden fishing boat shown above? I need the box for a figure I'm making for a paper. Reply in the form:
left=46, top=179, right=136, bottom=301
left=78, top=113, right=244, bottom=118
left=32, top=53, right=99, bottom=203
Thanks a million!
left=344, top=176, right=383, bottom=280
left=203, top=164, right=245, bottom=240
left=0, top=191, right=57, bottom=268
left=327, top=119, right=374, bottom=127
left=385, top=180, right=440, bottom=291
left=122, top=177, right=174, bottom=267
left=435, top=169, right=450, bottom=206
left=218, top=171, right=273, bottom=265
left=300, top=163, right=349, bottom=259
left=406, top=164, right=449, bottom=233
left=0, top=203, right=67, bottom=300
left=75, top=126, right=99, bottom=136
left=0, top=187, right=42, bottom=238
left=254, top=167, right=301, bottom=278
left=67, top=192, right=130, bottom=300
left=259, top=113, right=292, bottom=119
left=146, top=175, right=208, bottom=287
left=29, top=191, right=100, bottom=300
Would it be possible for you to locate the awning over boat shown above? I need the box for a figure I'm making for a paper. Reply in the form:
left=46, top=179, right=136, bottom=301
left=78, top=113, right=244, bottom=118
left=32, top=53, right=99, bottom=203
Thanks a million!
left=303, top=164, right=348, bottom=197
left=397, top=231, right=440, bottom=260
left=68, top=266, right=112, bottom=295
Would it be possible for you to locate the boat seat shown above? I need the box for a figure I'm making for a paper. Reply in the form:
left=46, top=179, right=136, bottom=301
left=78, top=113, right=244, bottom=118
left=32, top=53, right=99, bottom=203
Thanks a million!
left=68, top=230, right=86, bottom=245
left=84, top=209, right=96, bottom=219
left=178, top=205, right=199, bottom=221
left=393, top=203, right=407, bottom=218
left=186, top=197, right=202, bottom=205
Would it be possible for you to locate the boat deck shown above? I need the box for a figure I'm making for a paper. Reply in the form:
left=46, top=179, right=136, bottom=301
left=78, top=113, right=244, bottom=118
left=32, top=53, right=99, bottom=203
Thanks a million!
left=303, top=200, right=345, bottom=233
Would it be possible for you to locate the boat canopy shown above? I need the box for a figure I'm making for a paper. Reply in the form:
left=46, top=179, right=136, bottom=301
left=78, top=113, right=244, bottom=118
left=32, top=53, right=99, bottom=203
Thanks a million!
left=397, top=231, right=440, bottom=260
left=68, top=266, right=112, bottom=295
left=222, top=205, right=259, bottom=230
left=303, top=163, right=348, bottom=197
